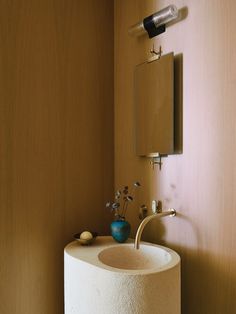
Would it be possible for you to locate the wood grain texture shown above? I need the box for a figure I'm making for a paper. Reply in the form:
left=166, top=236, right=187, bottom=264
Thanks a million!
left=114, top=0, right=236, bottom=313
left=0, top=1, right=113, bottom=313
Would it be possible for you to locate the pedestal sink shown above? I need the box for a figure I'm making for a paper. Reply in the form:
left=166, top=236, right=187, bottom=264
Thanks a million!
left=64, top=236, right=180, bottom=314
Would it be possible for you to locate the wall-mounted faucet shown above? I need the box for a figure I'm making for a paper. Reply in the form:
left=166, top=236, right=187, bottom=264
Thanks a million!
left=134, top=200, right=176, bottom=249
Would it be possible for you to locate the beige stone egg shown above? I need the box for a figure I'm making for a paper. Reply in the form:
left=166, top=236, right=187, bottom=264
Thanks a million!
left=80, top=231, right=93, bottom=240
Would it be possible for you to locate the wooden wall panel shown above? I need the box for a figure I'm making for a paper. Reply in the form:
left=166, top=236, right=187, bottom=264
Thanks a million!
left=114, top=0, right=236, bottom=313
left=0, top=1, right=113, bottom=313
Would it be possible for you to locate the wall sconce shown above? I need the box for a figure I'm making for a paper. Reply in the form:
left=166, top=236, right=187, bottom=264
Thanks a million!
left=128, top=5, right=178, bottom=38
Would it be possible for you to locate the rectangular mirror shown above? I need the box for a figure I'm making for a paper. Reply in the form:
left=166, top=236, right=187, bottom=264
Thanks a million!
left=134, top=52, right=174, bottom=157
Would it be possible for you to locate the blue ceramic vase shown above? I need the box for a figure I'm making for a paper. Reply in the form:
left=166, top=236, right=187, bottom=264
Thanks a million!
left=110, top=220, right=131, bottom=243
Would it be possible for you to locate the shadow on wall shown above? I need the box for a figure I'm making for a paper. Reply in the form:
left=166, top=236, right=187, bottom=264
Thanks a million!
left=142, top=212, right=236, bottom=313
left=175, top=245, right=236, bottom=314
left=141, top=211, right=201, bottom=249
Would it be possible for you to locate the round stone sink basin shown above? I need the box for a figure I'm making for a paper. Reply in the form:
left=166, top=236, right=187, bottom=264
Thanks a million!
left=98, top=244, right=172, bottom=270
left=64, top=237, right=181, bottom=314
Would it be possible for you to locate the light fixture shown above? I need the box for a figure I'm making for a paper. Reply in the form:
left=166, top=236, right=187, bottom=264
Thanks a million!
left=128, top=5, right=178, bottom=38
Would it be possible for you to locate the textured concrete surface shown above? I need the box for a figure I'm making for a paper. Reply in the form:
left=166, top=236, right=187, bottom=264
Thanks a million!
left=64, top=237, right=180, bottom=314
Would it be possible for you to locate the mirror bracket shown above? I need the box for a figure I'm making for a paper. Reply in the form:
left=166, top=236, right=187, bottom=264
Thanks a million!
left=150, top=156, right=162, bottom=170
left=148, top=45, right=162, bottom=63
left=149, top=155, right=167, bottom=170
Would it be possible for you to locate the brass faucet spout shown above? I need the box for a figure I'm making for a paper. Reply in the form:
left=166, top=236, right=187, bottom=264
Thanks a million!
left=134, top=208, right=176, bottom=249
